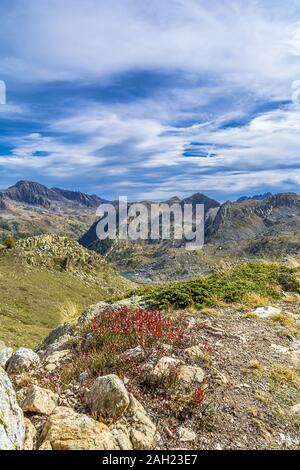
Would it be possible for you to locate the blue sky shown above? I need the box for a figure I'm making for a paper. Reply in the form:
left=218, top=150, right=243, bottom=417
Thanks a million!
left=0, top=0, right=300, bottom=201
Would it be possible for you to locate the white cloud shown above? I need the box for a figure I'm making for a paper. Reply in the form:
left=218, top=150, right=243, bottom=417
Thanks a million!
left=0, top=0, right=299, bottom=97
left=1, top=1, right=300, bottom=198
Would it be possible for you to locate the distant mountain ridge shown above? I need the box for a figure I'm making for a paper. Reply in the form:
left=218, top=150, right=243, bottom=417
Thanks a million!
left=237, top=192, right=273, bottom=203
left=79, top=190, right=300, bottom=279
left=206, top=192, right=300, bottom=243
left=0, top=180, right=106, bottom=209
left=51, top=187, right=107, bottom=208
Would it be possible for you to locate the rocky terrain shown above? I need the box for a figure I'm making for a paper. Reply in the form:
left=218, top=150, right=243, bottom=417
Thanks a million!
left=80, top=192, right=300, bottom=280
left=0, top=181, right=105, bottom=242
left=2, top=181, right=300, bottom=282
left=1, top=260, right=300, bottom=450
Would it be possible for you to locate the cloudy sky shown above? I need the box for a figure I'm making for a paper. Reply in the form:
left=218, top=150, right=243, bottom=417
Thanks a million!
left=0, top=0, right=300, bottom=201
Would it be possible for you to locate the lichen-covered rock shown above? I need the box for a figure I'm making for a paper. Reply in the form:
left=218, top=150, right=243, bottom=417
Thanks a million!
left=79, top=296, right=146, bottom=325
left=23, top=418, right=37, bottom=450
left=6, top=348, right=40, bottom=375
left=44, top=349, right=73, bottom=365
left=78, top=371, right=89, bottom=385
left=289, top=403, right=300, bottom=415
left=111, top=425, right=133, bottom=450
left=78, top=301, right=109, bottom=324
left=83, top=332, right=94, bottom=351
left=127, top=394, right=160, bottom=450
left=39, top=407, right=130, bottom=450
left=121, top=346, right=145, bottom=361
left=20, top=385, right=59, bottom=416
left=86, top=374, right=129, bottom=419
left=37, top=323, right=75, bottom=352
left=147, top=357, right=205, bottom=388
left=0, top=367, right=25, bottom=450
left=290, top=338, right=300, bottom=367
left=0, top=342, right=13, bottom=369
left=150, top=356, right=182, bottom=377
left=177, top=365, right=205, bottom=387
left=253, top=306, right=281, bottom=318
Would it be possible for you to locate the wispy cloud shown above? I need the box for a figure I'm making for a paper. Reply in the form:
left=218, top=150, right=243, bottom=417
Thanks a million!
left=0, top=0, right=300, bottom=199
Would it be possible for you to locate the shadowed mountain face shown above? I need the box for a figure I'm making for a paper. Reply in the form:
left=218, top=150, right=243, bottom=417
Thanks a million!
left=0, top=181, right=105, bottom=209
left=79, top=192, right=300, bottom=279
left=79, top=193, right=221, bottom=253
left=81, top=192, right=300, bottom=251
left=206, top=193, right=300, bottom=244
left=1, top=181, right=61, bottom=208
left=0, top=181, right=105, bottom=242
left=51, top=187, right=107, bottom=208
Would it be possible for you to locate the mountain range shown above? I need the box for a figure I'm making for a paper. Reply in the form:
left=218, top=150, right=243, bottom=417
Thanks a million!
left=0, top=180, right=106, bottom=209
left=1, top=180, right=300, bottom=280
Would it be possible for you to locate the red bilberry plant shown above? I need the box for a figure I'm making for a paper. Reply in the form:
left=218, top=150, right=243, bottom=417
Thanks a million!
left=89, top=306, right=188, bottom=350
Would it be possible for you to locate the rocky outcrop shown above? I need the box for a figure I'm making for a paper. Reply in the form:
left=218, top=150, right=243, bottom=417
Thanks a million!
left=127, top=394, right=160, bottom=450
left=7, top=348, right=40, bottom=375
left=146, top=356, right=205, bottom=388
left=86, top=374, right=130, bottom=419
left=0, top=368, right=25, bottom=450
left=0, top=342, right=13, bottom=369
left=39, top=407, right=131, bottom=450
left=38, top=323, right=75, bottom=352
left=79, top=296, right=145, bottom=325
left=23, top=418, right=37, bottom=450
left=20, top=385, right=59, bottom=415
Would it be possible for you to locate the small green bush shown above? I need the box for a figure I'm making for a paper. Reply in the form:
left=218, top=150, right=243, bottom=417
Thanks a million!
left=4, top=237, right=17, bottom=249
left=143, top=262, right=297, bottom=310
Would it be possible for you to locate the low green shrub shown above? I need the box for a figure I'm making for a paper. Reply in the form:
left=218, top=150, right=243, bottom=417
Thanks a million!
left=142, top=262, right=298, bottom=310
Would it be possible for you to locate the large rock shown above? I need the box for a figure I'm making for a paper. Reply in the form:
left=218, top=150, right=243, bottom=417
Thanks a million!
left=44, top=349, right=73, bottom=365
left=7, top=348, right=40, bottom=375
left=0, top=342, right=13, bottom=369
left=20, top=385, right=59, bottom=415
left=37, top=323, right=75, bottom=352
left=147, top=357, right=205, bottom=388
left=127, top=394, right=160, bottom=450
left=23, top=418, right=37, bottom=450
left=289, top=404, right=300, bottom=415
left=121, top=346, right=145, bottom=361
left=39, top=407, right=131, bottom=450
left=149, top=356, right=182, bottom=380
left=0, top=367, right=25, bottom=450
left=177, top=365, right=205, bottom=387
left=79, top=296, right=146, bottom=325
left=253, top=306, right=281, bottom=318
left=86, top=374, right=130, bottom=419
left=78, top=301, right=109, bottom=324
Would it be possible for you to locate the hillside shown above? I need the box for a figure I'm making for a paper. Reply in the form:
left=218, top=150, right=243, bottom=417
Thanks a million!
left=0, top=235, right=133, bottom=348
left=1, top=260, right=300, bottom=450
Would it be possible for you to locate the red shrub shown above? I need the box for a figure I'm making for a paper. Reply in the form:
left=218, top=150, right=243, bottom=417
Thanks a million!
left=89, top=306, right=187, bottom=349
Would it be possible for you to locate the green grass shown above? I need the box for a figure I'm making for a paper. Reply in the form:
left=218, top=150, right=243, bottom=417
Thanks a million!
left=139, top=261, right=300, bottom=310
left=0, top=236, right=132, bottom=348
